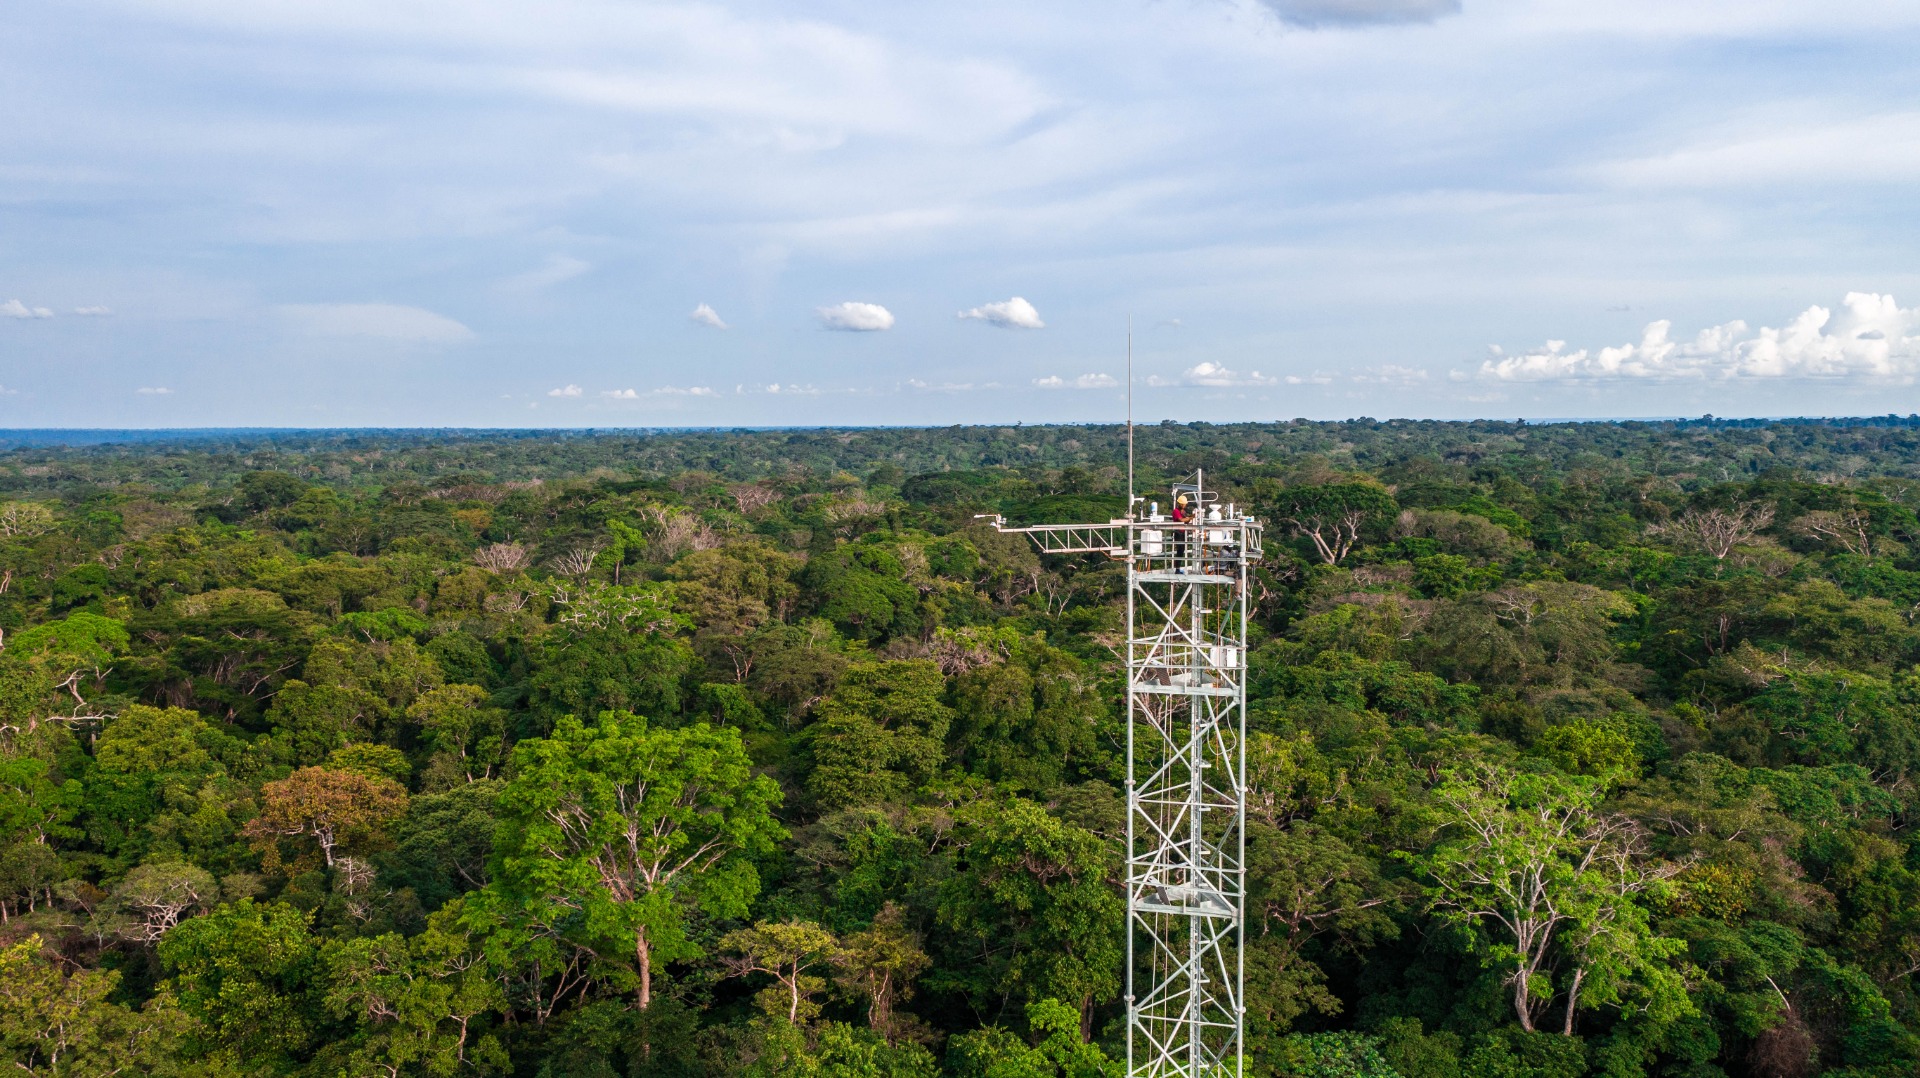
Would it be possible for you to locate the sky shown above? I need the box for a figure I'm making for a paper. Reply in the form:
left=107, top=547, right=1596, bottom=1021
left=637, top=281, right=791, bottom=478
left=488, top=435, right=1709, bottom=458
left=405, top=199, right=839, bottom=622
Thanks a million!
left=3, top=0, right=1920, bottom=428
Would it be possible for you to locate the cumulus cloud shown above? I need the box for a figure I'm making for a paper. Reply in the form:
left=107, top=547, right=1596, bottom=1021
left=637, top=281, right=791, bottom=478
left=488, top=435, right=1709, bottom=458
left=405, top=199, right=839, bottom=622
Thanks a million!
left=817, top=301, right=894, bottom=331
left=1034, top=373, right=1119, bottom=389
left=1257, top=0, right=1461, bottom=28
left=689, top=303, right=728, bottom=329
left=601, top=386, right=717, bottom=399
left=739, top=383, right=824, bottom=396
left=1478, top=293, right=1920, bottom=382
left=72, top=306, right=111, bottom=316
left=1, top=300, right=54, bottom=319
left=1151, top=362, right=1277, bottom=387
left=278, top=303, right=474, bottom=342
left=958, top=296, right=1044, bottom=329
left=136, top=386, right=173, bottom=395
left=548, top=384, right=583, bottom=397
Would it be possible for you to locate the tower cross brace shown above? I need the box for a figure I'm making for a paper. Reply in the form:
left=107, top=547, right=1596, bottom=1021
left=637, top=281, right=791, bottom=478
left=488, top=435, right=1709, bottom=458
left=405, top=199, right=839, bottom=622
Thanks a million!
left=983, top=469, right=1263, bottom=1078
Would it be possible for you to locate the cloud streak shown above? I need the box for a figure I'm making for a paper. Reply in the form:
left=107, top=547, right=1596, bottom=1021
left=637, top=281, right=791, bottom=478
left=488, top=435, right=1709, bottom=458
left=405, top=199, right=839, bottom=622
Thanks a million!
left=689, top=303, right=728, bottom=329
left=499, top=255, right=590, bottom=292
left=278, top=303, right=474, bottom=342
left=1256, top=0, right=1462, bottom=29
left=1478, top=293, right=1920, bottom=382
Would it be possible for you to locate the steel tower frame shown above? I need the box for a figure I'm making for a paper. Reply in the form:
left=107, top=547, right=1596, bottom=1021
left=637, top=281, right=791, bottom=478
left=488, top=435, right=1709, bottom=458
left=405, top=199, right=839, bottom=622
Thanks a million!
left=982, top=469, right=1262, bottom=1078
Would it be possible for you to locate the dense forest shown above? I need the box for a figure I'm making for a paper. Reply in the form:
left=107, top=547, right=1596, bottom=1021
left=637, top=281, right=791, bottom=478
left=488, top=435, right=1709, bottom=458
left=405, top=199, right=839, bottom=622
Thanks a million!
left=6, top=418, right=1920, bottom=1078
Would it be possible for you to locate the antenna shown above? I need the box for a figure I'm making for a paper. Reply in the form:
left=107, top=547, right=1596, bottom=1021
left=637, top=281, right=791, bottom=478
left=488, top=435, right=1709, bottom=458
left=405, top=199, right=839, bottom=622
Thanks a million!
left=1127, top=315, right=1135, bottom=512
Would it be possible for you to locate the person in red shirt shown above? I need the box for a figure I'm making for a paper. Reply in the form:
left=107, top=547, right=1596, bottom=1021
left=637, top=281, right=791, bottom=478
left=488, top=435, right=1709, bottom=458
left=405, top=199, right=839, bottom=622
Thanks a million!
left=1171, top=494, right=1191, bottom=564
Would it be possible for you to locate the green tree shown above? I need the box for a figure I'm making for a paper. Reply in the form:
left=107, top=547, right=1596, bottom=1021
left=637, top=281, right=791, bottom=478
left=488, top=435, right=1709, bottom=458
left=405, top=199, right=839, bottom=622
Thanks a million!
left=944, top=998, right=1113, bottom=1078
left=320, top=909, right=508, bottom=1077
left=158, top=899, right=331, bottom=1074
left=947, top=635, right=1104, bottom=791
left=488, top=712, right=784, bottom=1008
left=836, top=902, right=931, bottom=1043
left=719, top=919, right=841, bottom=1024
left=1409, top=764, right=1687, bottom=1034
left=407, top=684, right=508, bottom=787
left=1270, top=483, right=1398, bottom=566
left=0, top=935, right=195, bottom=1078
left=807, top=661, right=955, bottom=809
left=800, top=542, right=919, bottom=641
left=524, top=627, right=693, bottom=728
left=937, top=800, right=1122, bottom=1038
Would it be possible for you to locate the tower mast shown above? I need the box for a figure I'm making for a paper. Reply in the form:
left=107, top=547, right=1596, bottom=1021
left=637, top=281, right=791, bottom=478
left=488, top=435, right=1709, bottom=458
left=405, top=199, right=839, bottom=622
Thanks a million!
left=981, top=470, right=1260, bottom=1078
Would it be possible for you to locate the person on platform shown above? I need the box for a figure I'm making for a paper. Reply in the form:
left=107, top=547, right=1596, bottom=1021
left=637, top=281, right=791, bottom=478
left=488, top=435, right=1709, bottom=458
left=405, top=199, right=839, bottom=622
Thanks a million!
left=1172, top=493, right=1191, bottom=566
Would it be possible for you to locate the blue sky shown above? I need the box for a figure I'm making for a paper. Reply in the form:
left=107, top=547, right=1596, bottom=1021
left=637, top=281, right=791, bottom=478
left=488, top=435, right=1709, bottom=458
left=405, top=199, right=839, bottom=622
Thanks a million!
left=3, top=0, right=1919, bottom=427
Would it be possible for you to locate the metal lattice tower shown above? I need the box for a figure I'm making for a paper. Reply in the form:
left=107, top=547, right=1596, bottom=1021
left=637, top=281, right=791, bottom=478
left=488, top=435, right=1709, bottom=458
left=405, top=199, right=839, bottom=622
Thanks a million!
left=982, top=469, right=1263, bottom=1078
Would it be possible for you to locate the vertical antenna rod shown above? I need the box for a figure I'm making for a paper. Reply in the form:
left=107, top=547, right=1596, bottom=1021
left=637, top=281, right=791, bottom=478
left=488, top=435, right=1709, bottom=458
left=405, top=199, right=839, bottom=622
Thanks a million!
left=1127, top=315, right=1135, bottom=509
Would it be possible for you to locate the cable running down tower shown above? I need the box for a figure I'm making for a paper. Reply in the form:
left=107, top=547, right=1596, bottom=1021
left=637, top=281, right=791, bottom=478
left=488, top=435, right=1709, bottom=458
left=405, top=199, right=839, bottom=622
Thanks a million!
left=981, top=469, right=1263, bottom=1078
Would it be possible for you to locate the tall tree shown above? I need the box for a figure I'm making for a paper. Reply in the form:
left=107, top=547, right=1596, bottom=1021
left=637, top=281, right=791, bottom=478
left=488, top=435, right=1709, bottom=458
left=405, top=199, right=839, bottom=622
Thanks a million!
left=244, top=766, right=408, bottom=871
left=806, top=661, right=954, bottom=809
left=836, top=902, right=931, bottom=1043
left=937, top=799, right=1122, bottom=1039
left=1410, top=763, right=1686, bottom=1033
left=719, top=919, right=840, bottom=1024
left=1270, top=483, right=1398, bottom=566
left=488, top=712, right=784, bottom=1008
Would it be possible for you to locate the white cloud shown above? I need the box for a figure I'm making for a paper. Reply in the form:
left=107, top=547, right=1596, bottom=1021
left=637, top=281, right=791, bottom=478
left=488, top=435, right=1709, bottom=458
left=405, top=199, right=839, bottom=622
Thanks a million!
left=1034, top=373, right=1119, bottom=389
left=72, top=306, right=111, bottom=316
left=1153, top=362, right=1277, bottom=387
left=601, top=386, right=717, bottom=399
left=136, top=386, right=173, bottom=395
left=548, top=384, right=583, bottom=397
left=817, top=301, right=894, bottom=331
left=1352, top=364, right=1429, bottom=384
left=689, top=303, right=728, bottom=329
left=1, top=300, right=53, bottom=319
left=958, top=296, right=1044, bottom=329
left=1480, top=293, right=1920, bottom=382
left=277, top=303, right=474, bottom=342
left=499, top=254, right=590, bottom=292
left=1284, top=373, right=1335, bottom=385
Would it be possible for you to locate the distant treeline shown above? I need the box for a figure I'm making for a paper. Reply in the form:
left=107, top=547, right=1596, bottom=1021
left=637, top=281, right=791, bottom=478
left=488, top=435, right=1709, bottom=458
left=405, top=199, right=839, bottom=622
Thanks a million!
left=10, top=416, right=1920, bottom=496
